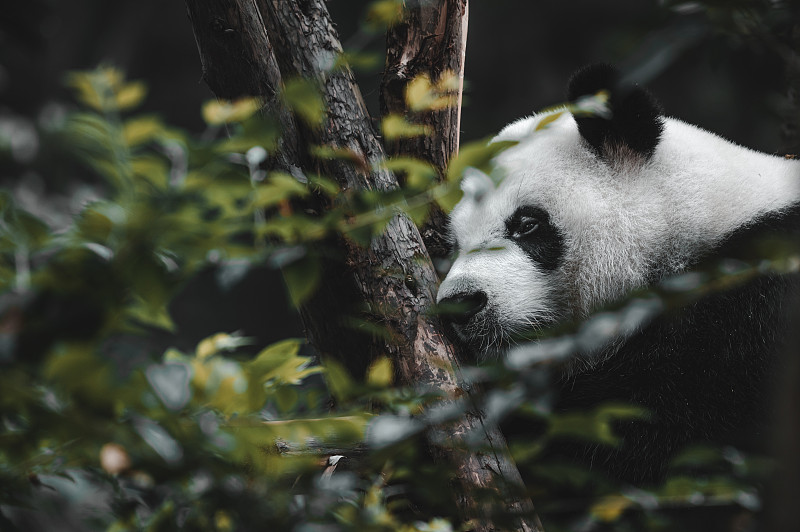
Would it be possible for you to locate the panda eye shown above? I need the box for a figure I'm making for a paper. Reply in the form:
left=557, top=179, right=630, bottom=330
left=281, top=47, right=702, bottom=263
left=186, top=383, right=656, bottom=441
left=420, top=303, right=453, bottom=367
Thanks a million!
left=511, top=215, right=540, bottom=239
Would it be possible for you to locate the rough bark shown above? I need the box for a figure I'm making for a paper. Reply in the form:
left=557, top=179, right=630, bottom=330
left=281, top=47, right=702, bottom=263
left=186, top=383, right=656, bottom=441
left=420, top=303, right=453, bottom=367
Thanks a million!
left=380, top=0, right=469, bottom=259
left=184, top=0, right=302, bottom=173
left=185, top=1, right=541, bottom=529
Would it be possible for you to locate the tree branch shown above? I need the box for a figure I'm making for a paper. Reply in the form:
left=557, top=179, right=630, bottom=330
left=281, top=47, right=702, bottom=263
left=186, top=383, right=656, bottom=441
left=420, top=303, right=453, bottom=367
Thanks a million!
left=380, top=0, right=470, bottom=258
left=184, top=1, right=541, bottom=529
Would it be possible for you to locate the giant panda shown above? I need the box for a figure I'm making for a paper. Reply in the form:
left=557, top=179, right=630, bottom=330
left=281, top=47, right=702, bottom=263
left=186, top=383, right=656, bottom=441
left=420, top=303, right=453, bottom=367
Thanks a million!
left=437, top=64, right=800, bottom=483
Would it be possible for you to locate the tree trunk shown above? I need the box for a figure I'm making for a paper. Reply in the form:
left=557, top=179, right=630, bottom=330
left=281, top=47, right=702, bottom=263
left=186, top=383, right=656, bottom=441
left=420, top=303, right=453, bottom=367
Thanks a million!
left=381, top=0, right=469, bottom=258
left=184, top=1, right=541, bottom=529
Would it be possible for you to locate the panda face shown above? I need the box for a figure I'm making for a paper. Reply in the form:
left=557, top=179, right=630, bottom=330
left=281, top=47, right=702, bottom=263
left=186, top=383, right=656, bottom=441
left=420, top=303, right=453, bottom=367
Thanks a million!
left=437, top=65, right=800, bottom=358
left=438, top=112, right=666, bottom=354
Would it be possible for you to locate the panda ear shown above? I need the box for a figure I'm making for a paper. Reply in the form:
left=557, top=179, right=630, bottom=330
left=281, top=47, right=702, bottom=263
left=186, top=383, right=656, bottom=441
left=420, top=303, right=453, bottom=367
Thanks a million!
left=567, top=64, right=664, bottom=161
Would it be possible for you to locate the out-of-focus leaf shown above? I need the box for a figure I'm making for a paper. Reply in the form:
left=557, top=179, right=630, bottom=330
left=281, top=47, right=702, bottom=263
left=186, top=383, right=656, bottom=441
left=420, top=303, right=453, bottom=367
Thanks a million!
left=548, top=403, right=647, bottom=446
left=366, top=357, right=393, bottom=388
left=131, top=155, right=169, bottom=188
left=383, top=157, right=437, bottom=190
left=281, top=252, right=321, bottom=307
left=146, top=362, right=192, bottom=411
left=445, top=139, right=517, bottom=183
left=202, top=98, right=261, bottom=125
left=334, top=51, right=381, bottom=71
left=406, top=72, right=458, bottom=112
left=381, top=114, right=431, bottom=140
left=127, top=295, right=175, bottom=331
left=114, top=81, right=147, bottom=110
left=283, top=78, right=325, bottom=127
left=590, top=495, right=633, bottom=523
left=307, top=173, right=340, bottom=196
left=365, top=0, right=404, bottom=30
left=253, top=172, right=309, bottom=207
left=323, top=357, right=357, bottom=403
left=275, top=386, right=298, bottom=412
left=14, top=211, right=50, bottom=248
left=216, top=116, right=281, bottom=154
left=366, top=414, right=423, bottom=449
left=534, top=110, right=566, bottom=131
left=434, top=182, right=462, bottom=213
left=134, top=417, right=183, bottom=463
left=66, top=68, right=146, bottom=112
left=196, top=333, right=252, bottom=360
left=76, top=206, right=114, bottom=243
left=309, top=144, right=368, bottom=171
left=260, top=215, right=329, bottom=242
left=123, top=115, right=165, bottom=146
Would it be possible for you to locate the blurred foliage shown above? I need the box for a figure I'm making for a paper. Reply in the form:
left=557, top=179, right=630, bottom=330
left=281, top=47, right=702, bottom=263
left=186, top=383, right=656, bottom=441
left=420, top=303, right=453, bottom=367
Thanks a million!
left=0, top=1, right=796, bottom=530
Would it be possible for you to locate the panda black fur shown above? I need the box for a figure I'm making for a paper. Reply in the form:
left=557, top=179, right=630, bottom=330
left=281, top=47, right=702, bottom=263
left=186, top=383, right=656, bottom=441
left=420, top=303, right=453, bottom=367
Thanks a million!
left=437, top=65, right=800, bottom=483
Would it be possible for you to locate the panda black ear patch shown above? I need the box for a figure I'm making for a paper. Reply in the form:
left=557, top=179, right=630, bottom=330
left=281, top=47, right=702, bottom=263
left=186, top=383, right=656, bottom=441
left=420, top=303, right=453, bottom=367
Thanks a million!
left=567, top=64, right=664, bottom=161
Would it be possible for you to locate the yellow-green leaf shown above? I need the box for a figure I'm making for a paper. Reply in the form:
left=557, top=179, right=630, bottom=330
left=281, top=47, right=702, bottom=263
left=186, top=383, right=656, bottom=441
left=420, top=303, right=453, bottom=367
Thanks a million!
left=445, top=138, right=517, bottom=183
left=283, top=78, right=325, bottom=127
left=381, top=114, right=431, bottom=140
left=323, top=358, right=357, bottom=403
left=406, top=73, right=458, bottom=112
left=383, top=157, right=437, bottom=189
left=282, top=253, right=321, bottom=307
left=115, top=81, right=147, bottom=110
left=202, top=98, right=261, bottom=125
left=367, top=356, right=393, bottom=388
left=253, top=173, right=309, bottom=208
left=534, top=110, right=566, bottom=131
left=365, top=0, right=404, bottom=30
left=590, top=495, right=633, bottom=522
left=123, top=116, right=165, bottom=146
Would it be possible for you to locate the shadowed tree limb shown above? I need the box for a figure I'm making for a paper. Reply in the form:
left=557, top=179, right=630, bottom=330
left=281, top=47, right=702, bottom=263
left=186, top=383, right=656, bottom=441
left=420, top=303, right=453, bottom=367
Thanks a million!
left=184, top=1, right=541, bottom=529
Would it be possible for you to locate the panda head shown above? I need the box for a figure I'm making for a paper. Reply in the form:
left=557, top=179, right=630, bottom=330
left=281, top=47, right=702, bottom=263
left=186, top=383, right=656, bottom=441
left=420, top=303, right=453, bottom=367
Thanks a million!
left=436, top=64, right=800, bottom=357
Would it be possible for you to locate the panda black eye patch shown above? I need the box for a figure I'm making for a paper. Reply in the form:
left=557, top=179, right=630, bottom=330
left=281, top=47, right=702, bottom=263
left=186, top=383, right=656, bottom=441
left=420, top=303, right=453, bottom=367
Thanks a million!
left=505, top=206, right=564, bottom=271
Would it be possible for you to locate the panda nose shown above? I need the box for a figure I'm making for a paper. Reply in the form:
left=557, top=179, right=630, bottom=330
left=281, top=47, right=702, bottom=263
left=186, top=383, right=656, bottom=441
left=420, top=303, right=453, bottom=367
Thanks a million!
left=439, top=291, right=488, bottom=324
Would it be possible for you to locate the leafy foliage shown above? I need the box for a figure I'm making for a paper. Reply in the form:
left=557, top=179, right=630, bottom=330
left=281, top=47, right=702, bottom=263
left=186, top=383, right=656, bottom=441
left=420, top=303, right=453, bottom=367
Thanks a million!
left=0, top=10, right=792, bottom=529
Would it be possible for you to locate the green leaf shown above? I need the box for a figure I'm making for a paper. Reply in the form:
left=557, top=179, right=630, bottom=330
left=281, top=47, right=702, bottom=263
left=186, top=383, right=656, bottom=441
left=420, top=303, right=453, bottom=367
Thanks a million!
left=123, top=115, right=165, bottom=146
left=14, top=211, right=50, bottom=248
left=281, top=252, right=321, bottom=307
left=253, top=172, right=309, bottom=208
left=275, top=386, right=299, bottom=413
left=383, top=157, right=437, bottom=190
left=114, top=81, right=147, bottom=110
left=381, top=114, right=431, bottom=140
left=590, top=495, right=633, bottom=523
left=334, top=51, right=381, bottom=72
left=445, top=138, right=518, bottom=183
left=66, top=67, right=147, bottom=112
left=202, top=98, right=261, bottom=125
left=322, top=357, right=357, bottom=403
left=76, top=205, right=114, bottom=243
left=282, top=78, right=325, bottom=127
left=364, top=0, right=404, bottom=31
left=366, top=356, right=393, bottom=388
left=405, top=72, right=459, bottom=112
left=127, top=295, right=175, bottom=331
left=534, top=110, right=566, bottom=131
left=131, top=155, right=169, bottom=188
left=248, top=338, right=304, bottom=381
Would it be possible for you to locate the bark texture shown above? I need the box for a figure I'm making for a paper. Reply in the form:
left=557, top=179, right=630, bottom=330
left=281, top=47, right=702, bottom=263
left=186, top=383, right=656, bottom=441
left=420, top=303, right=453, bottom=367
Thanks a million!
left=380, top=0, right=469, bottom=258
left=185, top=1, right=541, bottom=529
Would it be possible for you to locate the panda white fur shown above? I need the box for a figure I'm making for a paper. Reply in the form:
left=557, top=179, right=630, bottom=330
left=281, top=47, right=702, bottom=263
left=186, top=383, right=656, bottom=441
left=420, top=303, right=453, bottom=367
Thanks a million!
left=437, top=64, right=800, bottom=482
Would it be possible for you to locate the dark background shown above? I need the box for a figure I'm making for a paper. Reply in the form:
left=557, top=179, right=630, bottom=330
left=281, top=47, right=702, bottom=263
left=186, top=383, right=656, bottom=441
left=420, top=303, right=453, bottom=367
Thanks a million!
left=1, top=0, right=790, bottom=149
left=0, top=0, right=794, bottom=348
